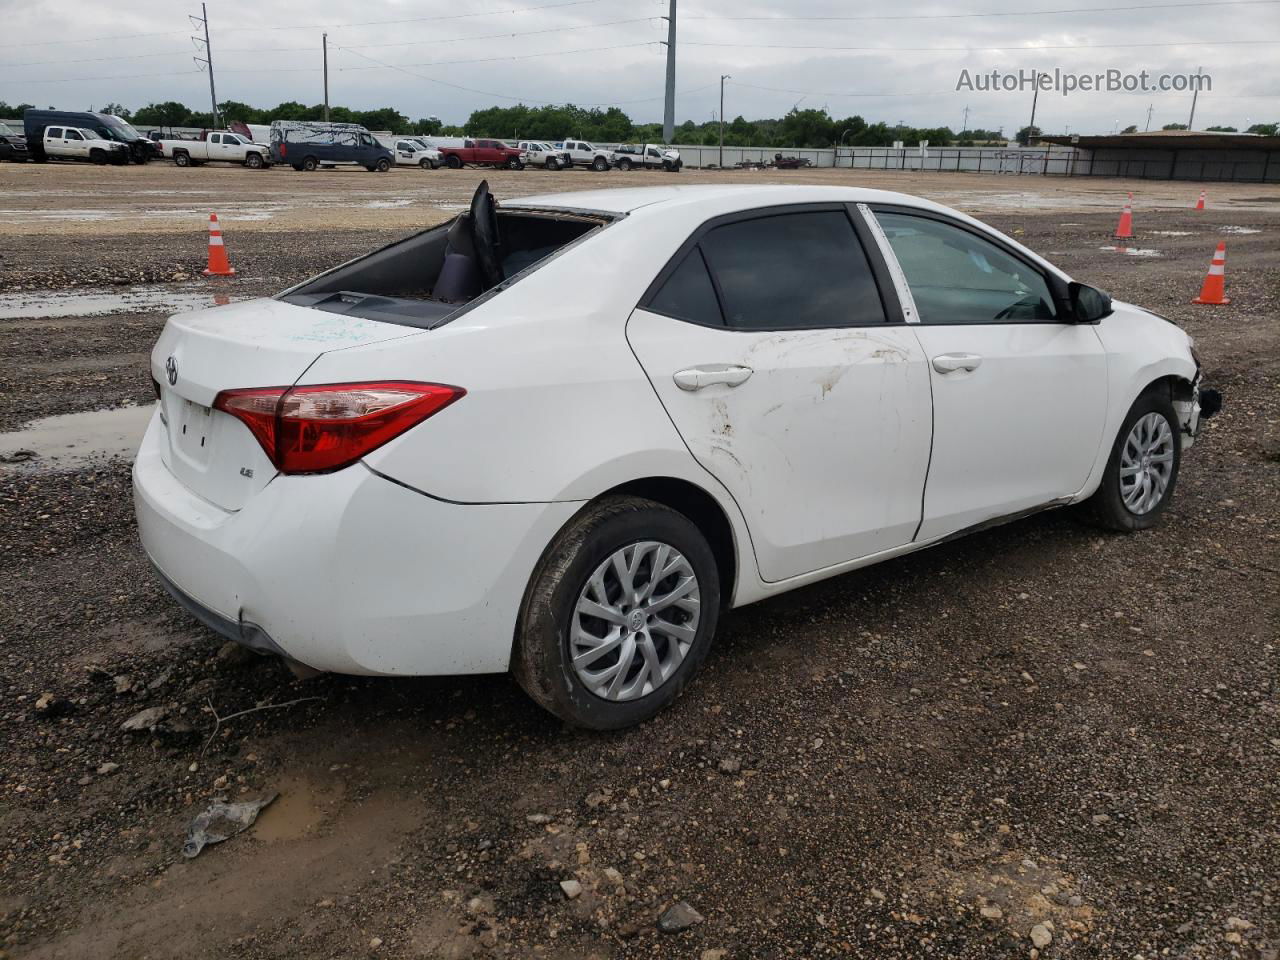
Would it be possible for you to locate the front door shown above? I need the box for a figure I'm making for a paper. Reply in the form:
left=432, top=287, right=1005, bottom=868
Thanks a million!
left=627, top=205, right=934, bottom=583
left=870, top=208, right=1109, bottom=541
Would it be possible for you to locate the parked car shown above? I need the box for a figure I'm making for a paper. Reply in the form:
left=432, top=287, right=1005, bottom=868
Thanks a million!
left=39, top=124, right=129, bottom=164
left=378, top=136, right=441, bottom=169
left=135, top=183, right=1219, bottom=730
left=556, top=139, right=612, bottom=170
left=517, top=141, right=569, bottom=170
left=437, top=138, right=525, bottom=169
left=610, top=143, right=682, bottom=172
left=159, top=131, right=271, bottom=168
left=24, top=109, right=158, bottom=163
left=0, top=122, right=28, bottom=162
left=269, top=120, right=393, bottom=172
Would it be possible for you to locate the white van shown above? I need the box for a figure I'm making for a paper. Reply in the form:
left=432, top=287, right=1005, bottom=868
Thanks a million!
left=42, top=125, right=129, bottom=164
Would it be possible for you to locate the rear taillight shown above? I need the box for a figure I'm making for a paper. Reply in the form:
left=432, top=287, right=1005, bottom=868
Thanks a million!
left=213, top=381, right=464, bottom=474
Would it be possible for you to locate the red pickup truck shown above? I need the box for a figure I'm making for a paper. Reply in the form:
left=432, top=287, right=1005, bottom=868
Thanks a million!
left=437, top=138, right=526, bottom=170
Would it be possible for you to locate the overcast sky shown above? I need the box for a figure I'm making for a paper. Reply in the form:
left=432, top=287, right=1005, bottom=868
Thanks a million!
left=1, top=0, right=1277, bottom=135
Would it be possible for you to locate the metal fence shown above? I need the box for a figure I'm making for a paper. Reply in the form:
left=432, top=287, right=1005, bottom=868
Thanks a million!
left=672, top=142, right=1280, bottom=182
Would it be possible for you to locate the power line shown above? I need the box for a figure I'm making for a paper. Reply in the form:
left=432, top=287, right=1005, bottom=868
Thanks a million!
left=335, top=44, right=696, bottom=107
left=684, top=38, right=1280, bottom=52
left=684, top=0, right=1280, bottom=22
left=0, top=0, right=624, bottom=48
left=340, top=16, right=658, bottom=50
left=333, top=40, right=660, bottom=70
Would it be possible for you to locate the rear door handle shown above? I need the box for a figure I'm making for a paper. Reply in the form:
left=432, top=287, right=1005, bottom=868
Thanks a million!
left=932, top=353, right=983, bottom=374
left=673, top=364, right=754, bottom=391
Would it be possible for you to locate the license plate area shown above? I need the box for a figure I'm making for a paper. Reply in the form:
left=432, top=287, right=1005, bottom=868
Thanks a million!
left=174, top=397, right=215, bottom=466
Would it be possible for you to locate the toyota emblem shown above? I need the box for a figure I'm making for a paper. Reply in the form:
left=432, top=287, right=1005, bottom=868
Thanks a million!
left=165, top=356, right=178, bottom=386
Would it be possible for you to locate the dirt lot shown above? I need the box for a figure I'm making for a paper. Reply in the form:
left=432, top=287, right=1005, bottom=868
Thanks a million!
left=1, top=162, right=1277, bottom=960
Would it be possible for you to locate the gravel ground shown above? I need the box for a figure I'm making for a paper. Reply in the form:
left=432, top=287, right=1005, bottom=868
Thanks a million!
left=0, top=166, right=1277, bottom=960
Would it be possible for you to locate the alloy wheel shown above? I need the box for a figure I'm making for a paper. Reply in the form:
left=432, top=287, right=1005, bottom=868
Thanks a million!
left=571, top=541, right=700, bottom=702
left=1120, top=412, right=1175, bottom=515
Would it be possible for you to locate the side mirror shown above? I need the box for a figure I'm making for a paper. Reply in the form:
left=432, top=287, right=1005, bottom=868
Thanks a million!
left=1068, top=282, right=1113, bottom=323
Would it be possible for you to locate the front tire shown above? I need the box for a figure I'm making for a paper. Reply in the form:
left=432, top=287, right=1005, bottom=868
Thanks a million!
left=1087, top=389, right=1182, bottom=531
left=245, top=152, right=264, bottom=169
left=591, top=156, right=609, bottom=172
left=90, top=149, right=108, bottom=166
left=446, top=154, right=463, bottom=169
left=546, top=157, right=560, bottom=171
left=513, top=496, right=720, bottom=730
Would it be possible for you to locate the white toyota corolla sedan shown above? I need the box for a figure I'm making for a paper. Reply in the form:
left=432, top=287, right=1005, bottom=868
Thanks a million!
left=135, top=183, right=1219, bottom=729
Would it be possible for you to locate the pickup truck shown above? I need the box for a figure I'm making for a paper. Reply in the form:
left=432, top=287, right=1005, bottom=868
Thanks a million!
left=517, top=140, right=569, bottom=170
left=437, top=138, right=525, bottom=170
left=40, top=124, right=129, bottom=165
left=159, top=131, right=271, bottom=168
left=609, top=143, right=682, bottom=172
left=378, top=136, right=443, bottom=169
left=556, top=139, right=612, bottom=171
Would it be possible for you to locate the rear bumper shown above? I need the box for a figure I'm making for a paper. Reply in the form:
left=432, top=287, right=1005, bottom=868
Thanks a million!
left=133, top=410, right=579, bottom=676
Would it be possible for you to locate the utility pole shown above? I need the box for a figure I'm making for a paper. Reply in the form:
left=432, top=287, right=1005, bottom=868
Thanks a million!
left=960, top=104, right=969, bottom=140
left=191, top=3, right=219, bottom=128
left=1145, top=103, right=1154, bottom=131
left=1027, top=70, right=1040, bottom=144
left=661, top=0, right=677, bottom=144
left=1187, top=66, right=1203, bottom=130
left=719, top=74, right=730, bottom=168
left=322, top=33, right=330, bottom=122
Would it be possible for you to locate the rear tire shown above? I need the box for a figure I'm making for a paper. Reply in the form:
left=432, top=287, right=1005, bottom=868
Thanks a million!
left=172, top=151, right=190, bottom=167
left=1087, top=389, right=1182, bottom=532
left=375, top=158, right=391, bottom=172
left=302, top=156, right=319, bottom=172
left=617, top=158, right=632, bottom=171
left=513, top=496, right=720, bottom=730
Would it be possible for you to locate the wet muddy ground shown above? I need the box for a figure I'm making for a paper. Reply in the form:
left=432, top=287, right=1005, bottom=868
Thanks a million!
left=0, top=166, right=1277, bottom=960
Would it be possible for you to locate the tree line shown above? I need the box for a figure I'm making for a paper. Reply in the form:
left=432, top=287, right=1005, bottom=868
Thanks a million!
left=2, top=98, right=1276, bottom=145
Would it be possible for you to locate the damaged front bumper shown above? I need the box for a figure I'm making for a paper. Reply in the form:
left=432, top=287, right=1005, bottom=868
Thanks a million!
left=1178, top=375, right=1223, bottom=448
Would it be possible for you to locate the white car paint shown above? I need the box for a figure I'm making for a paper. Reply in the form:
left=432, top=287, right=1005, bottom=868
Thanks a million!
left=134, top=184, right=1203, bottom=681
left=42, top=125, right=126, bottom=162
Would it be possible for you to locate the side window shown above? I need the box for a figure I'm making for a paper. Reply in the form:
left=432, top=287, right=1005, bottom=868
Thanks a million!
left=47, top=127, right=63, bottom=138
left=66, top=129, right=84, bottom=141
left=874, top=212, right=1057, bottom=323
left=648, top=248, right=723, bottom=327
left=699, top=211, right=887, bottom=330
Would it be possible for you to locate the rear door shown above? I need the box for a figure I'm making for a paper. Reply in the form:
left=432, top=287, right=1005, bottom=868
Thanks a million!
left=626, top=204, right=934, bottom=582
left=869, top=206, right=1109, bottom=541
left=44, top=127, right=65, bottom=156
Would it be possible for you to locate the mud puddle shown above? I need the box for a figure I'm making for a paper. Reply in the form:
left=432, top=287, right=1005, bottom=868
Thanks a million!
left=0, top=284, right=247, bottom=320
left=0, top=403, right=155, bottom=470
left=1099, top=245, right=1162, bottom=257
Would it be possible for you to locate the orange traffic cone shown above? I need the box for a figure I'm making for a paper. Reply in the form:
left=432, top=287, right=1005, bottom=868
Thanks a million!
left=1194, top=190, right=1206, bottom=210
left=1192, top=242, right=1229, bottom=305
left=202, top=213, right=236, bottom=277
left=1114, top=199, right=1134, bottom=239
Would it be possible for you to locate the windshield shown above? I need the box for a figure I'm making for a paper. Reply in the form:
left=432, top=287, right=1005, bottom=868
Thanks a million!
left=0, top=123, right=15, bottom=137
left=95, top=116, right=141, bottom=142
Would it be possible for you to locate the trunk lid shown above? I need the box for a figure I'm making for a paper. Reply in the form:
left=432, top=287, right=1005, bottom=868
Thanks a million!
left=150, top=297, right=414, bottom=511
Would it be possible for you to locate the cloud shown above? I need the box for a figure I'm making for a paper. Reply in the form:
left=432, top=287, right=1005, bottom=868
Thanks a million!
left=0, top=0, right=1275, bottom=132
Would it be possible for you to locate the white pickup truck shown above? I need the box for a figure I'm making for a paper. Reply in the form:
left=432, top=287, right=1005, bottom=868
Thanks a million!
left=517, top=141, right=570, bottom=170
left=609, top=143, right=683, bottom=172
left=555, top=139, right=612, bottom=171
left=159, top=131, right=271, bottom=168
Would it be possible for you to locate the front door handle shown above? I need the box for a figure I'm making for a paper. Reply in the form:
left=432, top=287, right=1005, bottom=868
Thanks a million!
left=932, top=353, right=983, bottom=374
left=673, top=364, right=754, bottom=391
